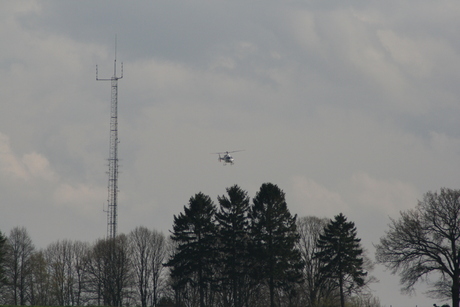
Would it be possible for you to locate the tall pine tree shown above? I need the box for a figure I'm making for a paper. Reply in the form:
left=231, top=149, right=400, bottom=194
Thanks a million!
left=215, top=185, right=252, bottom=307
left=249, top=183, right=304, bottom=307
left=166, top=192, right=217, bottom=307
left=314, top=213, right=367, bottom=307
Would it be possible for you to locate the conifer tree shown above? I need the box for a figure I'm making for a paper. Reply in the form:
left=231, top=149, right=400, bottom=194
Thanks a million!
left=166, top=192, right=217, bottom=307
left=215, top=185, right=252, bottom=307
left=249, top=183, right=304, bottom=307
left=314, top=213, right=367, bottom=307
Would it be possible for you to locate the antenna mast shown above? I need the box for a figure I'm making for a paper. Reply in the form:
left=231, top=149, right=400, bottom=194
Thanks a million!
left=97, top=39, right=123, bottom=239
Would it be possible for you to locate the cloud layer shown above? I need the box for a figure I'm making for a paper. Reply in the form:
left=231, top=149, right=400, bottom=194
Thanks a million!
left=1, top=1, right=459, bottom=305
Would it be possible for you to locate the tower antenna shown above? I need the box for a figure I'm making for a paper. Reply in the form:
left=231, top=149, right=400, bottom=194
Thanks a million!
left=96, top=38, right=123, bottom=239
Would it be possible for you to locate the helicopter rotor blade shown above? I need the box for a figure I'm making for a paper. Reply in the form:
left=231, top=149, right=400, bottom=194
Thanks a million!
left=211, top=150, right=244, bottom=155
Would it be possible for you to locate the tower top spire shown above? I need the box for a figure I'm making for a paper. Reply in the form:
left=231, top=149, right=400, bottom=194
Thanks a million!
left=96, top=36, right=123, bottom=82
left=96, top=38, right=123, bottom=239
left=114, top=35, right=117, bottom=77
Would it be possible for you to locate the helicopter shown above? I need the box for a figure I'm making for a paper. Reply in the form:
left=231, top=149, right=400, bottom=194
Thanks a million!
left=213, top=150, right=243, bottom=165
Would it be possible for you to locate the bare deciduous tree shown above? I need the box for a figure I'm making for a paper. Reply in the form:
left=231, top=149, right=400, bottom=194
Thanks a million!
left=84, top=235, right=133, bottom=306
left=0, top=231, right=7, bottom=304
left=72, top=240, right=90, bottom=306
left=29, top=251, right=50, bottom=306
left=129, top=226, right=167, bottom=307
left=5, top=227, right=35, bottom=305
left=43, top=240, right=90, bottom=306
left=45, top=240, right=73, bottom=305
left=375, top=188, right=460, bottom=307
left=297, top=216, right=336, bottom=306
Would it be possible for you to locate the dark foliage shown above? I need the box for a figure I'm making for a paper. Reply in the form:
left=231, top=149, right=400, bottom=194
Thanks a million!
left=315, top=213, right=367, bottom=307
left=215, top=185, right=253, bottom=307
left=165, top=192, right=217, bottom=307
left=0, top=183, right=382, bottom=306
left=297, top=216, right=338, bottom=306
left=250, top=183, right=304, bottom=307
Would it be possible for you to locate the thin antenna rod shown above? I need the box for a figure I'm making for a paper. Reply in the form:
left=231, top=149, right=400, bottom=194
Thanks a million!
left=96, top=38, right=123, bottom=240
left=114, top=35, right=117, bottom=77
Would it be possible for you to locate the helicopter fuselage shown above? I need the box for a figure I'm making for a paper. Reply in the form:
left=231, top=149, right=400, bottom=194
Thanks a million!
left=219, top=154, right=234, bottom=165
left=214, top=150, right=242, bottom=165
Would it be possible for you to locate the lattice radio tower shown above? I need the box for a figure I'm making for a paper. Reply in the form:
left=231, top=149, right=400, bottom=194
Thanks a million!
left=96, top=40, right=123, bottom=239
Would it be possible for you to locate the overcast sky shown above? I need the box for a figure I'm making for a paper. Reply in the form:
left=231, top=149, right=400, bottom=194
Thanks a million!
left=2, top=1, right=460, bottom=305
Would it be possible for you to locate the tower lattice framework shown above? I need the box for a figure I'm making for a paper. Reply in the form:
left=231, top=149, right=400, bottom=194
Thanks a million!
left=97, top=47, right=123, bottom=239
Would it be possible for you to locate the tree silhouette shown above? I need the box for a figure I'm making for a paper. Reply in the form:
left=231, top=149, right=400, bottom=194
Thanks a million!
left=0, top=231, right=6, bottom=287
left=5, top=227, right=35, bottom=305
left=297, top=216, right=337, bottom=306
left=215, top=185, right=252, bottom=307
left=315, top=213, right=367, bottom=307
left=166, top=192, right=217, bottom=307
left=250, top=183, right=304, bottom=307
left=128, top=227, right=167, bottom=307
left=376, top=188, right=460, bottom=307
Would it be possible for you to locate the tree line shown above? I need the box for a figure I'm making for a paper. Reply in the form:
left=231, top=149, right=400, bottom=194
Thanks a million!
left=165, top=183, right=375, bottom=307
left=0, top=183, right=376, bottom=307
left=0, top=182, right=405, bottom=307
left=0, top=226, right=170, bottom=307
